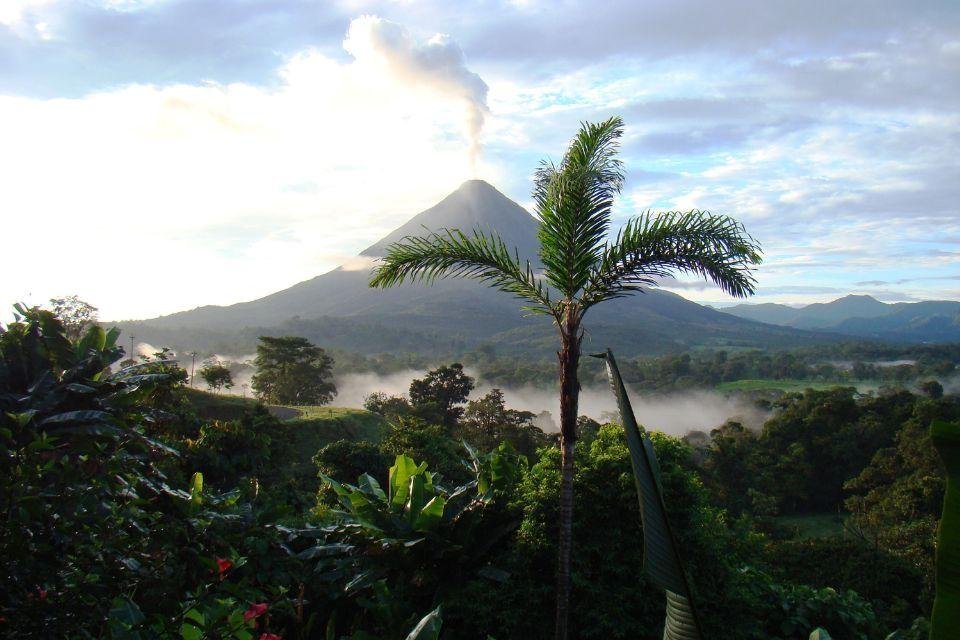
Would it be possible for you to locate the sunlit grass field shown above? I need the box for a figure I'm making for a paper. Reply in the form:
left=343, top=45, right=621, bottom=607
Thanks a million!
left=716, top=379, right=854, bottom=392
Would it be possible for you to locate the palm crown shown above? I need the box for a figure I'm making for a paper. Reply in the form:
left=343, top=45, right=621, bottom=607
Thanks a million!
left=370, top=116, right=761, bottom=326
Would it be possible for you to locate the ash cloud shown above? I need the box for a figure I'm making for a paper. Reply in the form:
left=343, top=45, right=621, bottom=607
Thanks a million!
left=343, top=15, right=489, bottom=170
left=335, top=255, right=380, bottom=272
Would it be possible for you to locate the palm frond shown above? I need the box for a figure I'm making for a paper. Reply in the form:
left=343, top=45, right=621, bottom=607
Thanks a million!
left=533, top=116, right=625, bottom=298
left=581, top=210, right=762, bottom=309
left=596, top=348, right=704, bottom=640
left=369, top=228, right=556, bottom=317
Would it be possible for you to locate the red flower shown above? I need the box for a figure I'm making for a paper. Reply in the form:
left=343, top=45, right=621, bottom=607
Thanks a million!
left=243, top=603, right=268, bottom=621
left=259, top=634, right=281, bottom=640
left=215, top=557, right=233, bottom=577
left=37, top=588, right=47, bottom=601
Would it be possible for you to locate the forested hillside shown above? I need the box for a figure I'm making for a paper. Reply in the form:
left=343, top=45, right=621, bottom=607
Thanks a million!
left=3, top=306, right=956, bottom=639
left=724, top=295, right=960, bottom=342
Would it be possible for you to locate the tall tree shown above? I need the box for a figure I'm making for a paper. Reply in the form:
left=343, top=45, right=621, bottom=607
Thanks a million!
left=370, top=116, right=761, bottom=639
left=462, top=388, right=526, bottom=436
left=198, top=361, right=233, bottom=394
left=252, top=336, right=336, bottom=405
left=48, top=295, right=98, bottom=342
left=408, top=363, right=474, bottom=427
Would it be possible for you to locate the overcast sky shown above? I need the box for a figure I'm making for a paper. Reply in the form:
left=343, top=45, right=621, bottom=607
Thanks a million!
left=2, top=0, right=958, bottom=319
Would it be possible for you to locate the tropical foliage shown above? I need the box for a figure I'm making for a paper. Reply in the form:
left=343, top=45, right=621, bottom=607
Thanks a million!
left=0, top=301, right=953, bottom=638
left=928, top=419, right=960, bottom=639
left=0, top=305, right=288, bottom=638
left=371, top=115, right=762, bottom=638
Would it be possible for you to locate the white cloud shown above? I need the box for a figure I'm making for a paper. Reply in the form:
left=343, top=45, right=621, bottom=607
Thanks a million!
left=0, top=15, right=491, bottom=320
left=0, top=0, right=53, bottom=32
left=2, top=2, right=959, bottom=317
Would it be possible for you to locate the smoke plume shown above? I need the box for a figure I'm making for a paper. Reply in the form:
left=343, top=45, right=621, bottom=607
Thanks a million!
left=343, top=15, right=489, bottom=170
left=135, top=342, right=167, bottom=358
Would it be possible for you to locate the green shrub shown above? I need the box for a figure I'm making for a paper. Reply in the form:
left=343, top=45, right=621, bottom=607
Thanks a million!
left=314, top=439, right=390, bottom=507
left=744, top=577, right=879, bottom=640
left=442, top=425, right=765, bottom=639
left=379, top=416, right=471, bottom=484
left=764, top=538, right=926, bottom=631
left=0, top=306, right=296, bottom=637
left=291, top=447, right=524, bottom=639
left=188, top=413, right=273, bottom=486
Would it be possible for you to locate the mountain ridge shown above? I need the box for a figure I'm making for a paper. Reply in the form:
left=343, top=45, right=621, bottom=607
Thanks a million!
left=722, top=294, right=960, bottom=342
left=116, top=180, right=840, bottom=357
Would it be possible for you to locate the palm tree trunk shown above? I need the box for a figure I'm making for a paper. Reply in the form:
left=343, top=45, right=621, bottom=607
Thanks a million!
left=555, top=310, right=581, bottom=640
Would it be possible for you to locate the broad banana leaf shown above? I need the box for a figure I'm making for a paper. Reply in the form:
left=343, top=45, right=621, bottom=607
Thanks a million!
left=930, top=419, right=960, bottom=640
left=595, top=349, right=704, bottom=640
left=390, top=454, right=425, bottom=508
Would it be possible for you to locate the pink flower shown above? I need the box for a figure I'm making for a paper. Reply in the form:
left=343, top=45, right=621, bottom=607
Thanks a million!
left=243, top=603, right=268, bottom=621
left=259, top=634, right=282, bottom=640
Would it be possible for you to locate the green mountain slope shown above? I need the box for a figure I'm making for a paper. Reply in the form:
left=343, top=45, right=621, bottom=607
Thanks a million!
left=723, top=295, right=960, bottom=342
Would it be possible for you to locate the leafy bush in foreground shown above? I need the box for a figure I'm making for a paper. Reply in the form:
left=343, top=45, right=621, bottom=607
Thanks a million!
left=0, top=306, right=292, bottom=637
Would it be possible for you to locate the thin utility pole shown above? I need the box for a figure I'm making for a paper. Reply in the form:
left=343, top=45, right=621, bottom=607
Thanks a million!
left=189, top=351, right=198, bottom=387
left=129, top=335, right=136, bottom=362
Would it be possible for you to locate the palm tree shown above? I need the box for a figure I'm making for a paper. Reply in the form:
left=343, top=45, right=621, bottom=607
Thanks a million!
left=370, top=116, right=762, bottom=640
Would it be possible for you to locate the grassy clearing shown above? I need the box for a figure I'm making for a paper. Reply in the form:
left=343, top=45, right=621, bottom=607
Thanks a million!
left=716, top=379, right=853, bottom=392
left=183, top=389, right=388, bottom=507
left=182, top=387, right=259, bottom=420
left=184, top=389, right=386, bottom=445
left=183, top=389, right=385, bottom=442
left=268, top=409, right=387, bottom=503
left=280, top=407, right=387, bottom=445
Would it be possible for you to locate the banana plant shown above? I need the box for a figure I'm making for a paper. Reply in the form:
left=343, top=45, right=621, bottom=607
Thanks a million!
left=320, top=454, right=465, bottom=536
left=304, top=450, right=522, bottom=640
left=594, top=349, right=704, bottom=640
left=929, top=419, right=959, bottom=640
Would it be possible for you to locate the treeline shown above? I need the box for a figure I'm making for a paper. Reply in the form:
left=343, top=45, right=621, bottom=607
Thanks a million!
left=316, top=375, right=942, bottom=639
left=114, top=307, right=960, bottom=392
left=2, top=305, right=954, bottom=638
left=452, top=343, right=958, bottom=391
left=688, top=386, right=960, bottom=630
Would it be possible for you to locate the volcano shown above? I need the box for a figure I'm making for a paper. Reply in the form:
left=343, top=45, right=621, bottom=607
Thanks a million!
left=120, top=180, right=824, bottom=357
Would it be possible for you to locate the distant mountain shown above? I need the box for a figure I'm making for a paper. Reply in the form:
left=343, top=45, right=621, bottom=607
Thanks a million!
left=723, top=295, right=891, bottom=330
left=118, top=180, right=831, bottom=358
left=722, top=295, right=960, bottom=342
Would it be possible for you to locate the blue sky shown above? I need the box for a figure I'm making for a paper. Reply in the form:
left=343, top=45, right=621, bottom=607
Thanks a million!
left=1, top=0, right=958, bottom=319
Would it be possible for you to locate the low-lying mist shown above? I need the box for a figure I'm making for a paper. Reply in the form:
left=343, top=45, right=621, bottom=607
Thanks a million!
left=333, top=369, right=769, bottom=437
left=200, top=360, right=769, bottom=436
